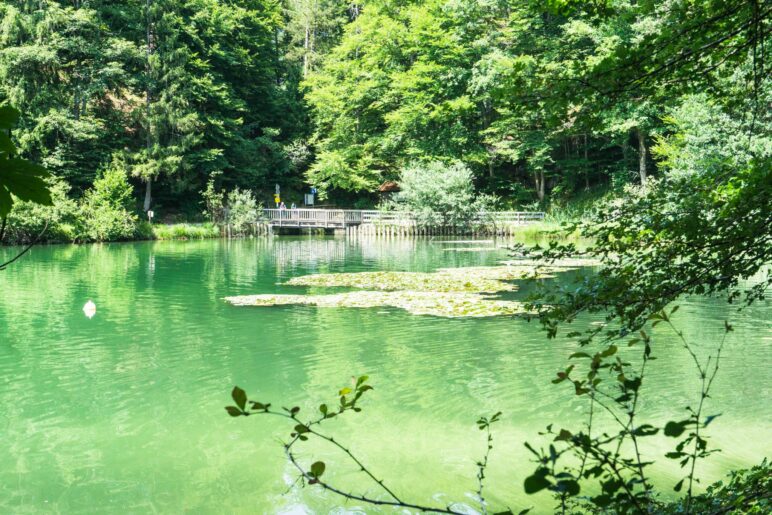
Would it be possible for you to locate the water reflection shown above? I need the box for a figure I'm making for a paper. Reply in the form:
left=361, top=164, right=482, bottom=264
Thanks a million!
left=0, top=237, right=769, bottom=514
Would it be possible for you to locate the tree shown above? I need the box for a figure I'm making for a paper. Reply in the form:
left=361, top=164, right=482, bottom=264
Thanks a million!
left=389, top=160, right=494, bottom=227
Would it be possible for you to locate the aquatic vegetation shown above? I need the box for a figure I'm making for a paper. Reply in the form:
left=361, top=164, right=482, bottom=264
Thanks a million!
left=440, top=240, right=494, bottom=244
left=500, top=257, right=601, bottom=267
left=284, top=266, right=568, bottom=293
left=225, top=291, right=527, bottom=318
left=442, top=247, right=499, bottom=252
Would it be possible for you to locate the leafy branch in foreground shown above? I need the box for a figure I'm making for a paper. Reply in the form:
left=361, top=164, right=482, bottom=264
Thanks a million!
left=522, top=312, right=731, bottom=514
left=0, top=106, right=52, bottom=219
left=225, top=376, right=524, bottom=515
left=0, top=105, right=52, bottom=269
left=225, top=316, right=768, bottom=514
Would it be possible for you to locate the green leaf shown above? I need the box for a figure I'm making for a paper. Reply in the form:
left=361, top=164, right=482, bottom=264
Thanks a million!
left=524, top=474, right=551, bottom=494
left=231, top=386, right=247, bottom=410
left=0, top=132, right=15, bottom=156
left=632, top=424, right=659, bottom=436
left=0, top=184, right=11, bottom=218
left=664, top=421, right=687, bottom=437
left=0, top=159, right=52, bottom=216
left=599, top=345, right=618, bottom=358
left=556, top=479, right=580, bottom=496
left=569, top=352, right=591, bottom=359
left=339, top=387, right=352, bottom=396
left=319, top=404, right=328, bottom=415
left=0, top=106, right=20, bottom=130
left=225, top=406, right=242, bottom=417
left=310, top=461, right=325, bottom=478
left=294, top=424, right=309, bottom=434
left=674, top=478, right=684, bottom=492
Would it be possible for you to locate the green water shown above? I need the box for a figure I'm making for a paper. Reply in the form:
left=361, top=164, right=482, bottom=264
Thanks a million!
left=0, top=237, right=770, bottom=514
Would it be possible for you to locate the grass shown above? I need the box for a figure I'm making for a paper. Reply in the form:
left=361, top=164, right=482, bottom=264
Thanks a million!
left=150, top=222, right=221, bottom=240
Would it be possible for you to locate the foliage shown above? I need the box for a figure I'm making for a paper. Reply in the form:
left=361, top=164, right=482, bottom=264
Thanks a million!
left=224, top=187, right=260, bottom=236
left=221, top=1, right=771, bottom=513
left=224, top=377, right=503, bottom=514
left=226, top=314, right=762, bottom=514
left=2, top=178, right=78, bottom=244
left=77, top=160, right=139, bottom=242
left=0, top=0, right=305, bottom=214
left=201, top=178, right=226, bottom=225
left=524, top=87, right=771, bottom=339
left=658, top=459, right=771, bottom=514
left=388, top=161, right=496, bottom=228
left=201, top=181, right=260, bottom=235
left=0, top=105, right=51, bottom=218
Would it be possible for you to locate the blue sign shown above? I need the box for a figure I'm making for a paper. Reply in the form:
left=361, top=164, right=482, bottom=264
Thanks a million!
left=311, top=187, right=318, bottom=194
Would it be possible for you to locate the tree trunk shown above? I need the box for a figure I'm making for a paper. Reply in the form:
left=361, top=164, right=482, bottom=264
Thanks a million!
left=143, top=179, right=152, bottom=212
left=145, top=0, right=153, bottom=212
left=584, top=133, right=590, bottom=190
left=303, top=25, right=310, bottom=77
left=534, top=169, right=545, bottom=201
left=636, top=128, right=647, bottom=184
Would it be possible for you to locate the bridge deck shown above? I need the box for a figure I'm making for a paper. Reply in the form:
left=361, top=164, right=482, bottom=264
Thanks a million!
left=263, top=209, right=544, bottom=229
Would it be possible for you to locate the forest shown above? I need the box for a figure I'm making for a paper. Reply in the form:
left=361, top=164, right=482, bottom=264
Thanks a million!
left=2, top=0, right=767, bottom=232
left=1, top=1, right=770, bottom=513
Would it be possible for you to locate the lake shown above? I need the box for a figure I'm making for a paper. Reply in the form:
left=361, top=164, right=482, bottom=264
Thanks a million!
left=0, top=237, right=769, bottom=513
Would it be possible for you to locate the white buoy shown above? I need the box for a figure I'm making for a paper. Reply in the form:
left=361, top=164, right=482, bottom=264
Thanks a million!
left=83, top=300, right=96, bottom=319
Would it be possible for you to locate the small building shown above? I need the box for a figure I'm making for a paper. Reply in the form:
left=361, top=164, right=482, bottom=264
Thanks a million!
left=378, top=181, right=400, bottom=195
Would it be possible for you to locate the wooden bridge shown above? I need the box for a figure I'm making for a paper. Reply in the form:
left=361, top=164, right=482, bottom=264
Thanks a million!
left=262, top=209, right=544, bottom=229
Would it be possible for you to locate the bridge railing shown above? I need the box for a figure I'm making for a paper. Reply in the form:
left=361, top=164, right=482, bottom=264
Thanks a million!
left=262, top=208, right=544, bottom=226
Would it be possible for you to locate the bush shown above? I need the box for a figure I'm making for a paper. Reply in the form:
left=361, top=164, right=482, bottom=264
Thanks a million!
left=3, top=179, right=79, bottom=244
left=390, top=161, right=496, bottom=228
left=225, top=187, right=259, bottom=236
left=201, top=178, right=226, bottom=224
left=200, top=183, right=260, bottom=236
left=76, top=159, right=138, bottom=242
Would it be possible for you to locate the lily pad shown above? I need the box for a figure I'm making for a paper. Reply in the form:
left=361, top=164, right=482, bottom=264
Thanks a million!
left=284, top=266, right=565, bottom=293
left=500, top=257, right=601, bottom=267
left=225, top=291, right=527, bottom=318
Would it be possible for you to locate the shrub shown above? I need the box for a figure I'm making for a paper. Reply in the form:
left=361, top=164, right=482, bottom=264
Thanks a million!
left=3, top=179, right=79, bottom=244
left=225, top=187, right=260, bottom=236
left=201, top=178, right=226, bottom=224
left=76, top=159, right=138, bottom=242
left=390, top=161, right=496, bottom=228
left=201, top=182, right=260, bottom=236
